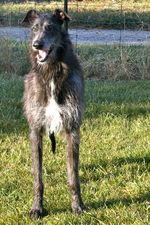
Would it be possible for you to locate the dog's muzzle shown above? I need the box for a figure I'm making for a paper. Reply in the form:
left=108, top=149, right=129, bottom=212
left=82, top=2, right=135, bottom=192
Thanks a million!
left=32, top=41, right=54, bottom=63
left=36, top=48, right=52, bottom=63
left=36, top=46, right=54, bottom=63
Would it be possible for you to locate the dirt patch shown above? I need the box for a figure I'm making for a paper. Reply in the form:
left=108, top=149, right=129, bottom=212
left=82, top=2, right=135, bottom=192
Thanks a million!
left=0, top=27, right=149, bottom=45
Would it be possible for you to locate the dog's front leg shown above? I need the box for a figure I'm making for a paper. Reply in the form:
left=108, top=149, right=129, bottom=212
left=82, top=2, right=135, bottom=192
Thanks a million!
left=66, top=130, right=85, bottom=213
left=29, top=129, right=43, bottom=219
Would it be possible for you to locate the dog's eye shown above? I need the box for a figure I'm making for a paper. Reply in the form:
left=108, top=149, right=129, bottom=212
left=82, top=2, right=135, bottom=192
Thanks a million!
left=32, top=25, right=39, bottom=32
left=45, top=25, right=53, bottom=32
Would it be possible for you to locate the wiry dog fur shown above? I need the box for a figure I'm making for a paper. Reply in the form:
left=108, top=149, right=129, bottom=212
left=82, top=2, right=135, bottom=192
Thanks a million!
left=23, top=9, right=85, bottom=218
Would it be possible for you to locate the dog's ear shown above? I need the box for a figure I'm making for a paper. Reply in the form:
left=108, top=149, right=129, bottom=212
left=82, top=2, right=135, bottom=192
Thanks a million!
left=54, top=9, right=71, bottom=25
left=22, top=10, right=40, bottom=24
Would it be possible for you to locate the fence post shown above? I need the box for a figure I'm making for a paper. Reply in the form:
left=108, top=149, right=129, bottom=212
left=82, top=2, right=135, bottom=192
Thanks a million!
left=64, top=0, right=68, bottom=32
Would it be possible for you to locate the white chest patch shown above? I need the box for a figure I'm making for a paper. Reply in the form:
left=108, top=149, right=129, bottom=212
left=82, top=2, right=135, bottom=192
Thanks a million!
left=45, top=80, right=63, bottom=134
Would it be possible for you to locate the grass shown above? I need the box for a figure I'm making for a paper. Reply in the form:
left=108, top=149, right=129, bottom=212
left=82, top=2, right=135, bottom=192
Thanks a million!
left=0, top=39, right=150, bottom=80
left=0, top=0, right=150, bottom=29
left=1, top=77, right=150, bottom=224
left=78, top=44, right=150, bottom=80
left=0, top=40, right=29, bottom=79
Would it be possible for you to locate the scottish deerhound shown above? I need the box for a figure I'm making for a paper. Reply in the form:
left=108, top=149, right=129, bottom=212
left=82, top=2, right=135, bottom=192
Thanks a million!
left=22, top=9, right=85, bottom=218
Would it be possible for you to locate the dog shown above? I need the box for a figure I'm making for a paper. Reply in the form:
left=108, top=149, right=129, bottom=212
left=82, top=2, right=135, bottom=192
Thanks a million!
left=22, top=9, right=85, bottom=218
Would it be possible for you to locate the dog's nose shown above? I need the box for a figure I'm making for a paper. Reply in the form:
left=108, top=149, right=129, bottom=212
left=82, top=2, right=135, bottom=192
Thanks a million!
left=33, top=40, right=44, bottom=50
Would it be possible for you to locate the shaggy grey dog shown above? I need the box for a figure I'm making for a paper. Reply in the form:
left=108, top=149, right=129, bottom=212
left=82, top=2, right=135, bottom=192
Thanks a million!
left=23, top=9, right=85, bottom=219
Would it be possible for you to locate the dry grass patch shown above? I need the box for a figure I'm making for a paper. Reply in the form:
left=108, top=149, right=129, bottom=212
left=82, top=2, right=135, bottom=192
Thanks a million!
left=0, top=39, right=150, bottom=80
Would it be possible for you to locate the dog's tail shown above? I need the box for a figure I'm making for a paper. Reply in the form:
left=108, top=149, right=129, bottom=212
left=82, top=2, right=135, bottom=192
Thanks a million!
left=49, top=132, right=56, bottom=154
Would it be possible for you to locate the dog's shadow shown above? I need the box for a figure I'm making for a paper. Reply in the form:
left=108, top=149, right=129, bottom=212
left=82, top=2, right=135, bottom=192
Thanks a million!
left=33, top=155, right=150, bottom=218
left=41, top=207, right=70, bottom=218
left=33, top=191, right=150, bottom=219
left=89, top=192, right=150, bottom=211
left=42, top=191, right=150, bottom=216
left=83, top=156, right=150, bottom=211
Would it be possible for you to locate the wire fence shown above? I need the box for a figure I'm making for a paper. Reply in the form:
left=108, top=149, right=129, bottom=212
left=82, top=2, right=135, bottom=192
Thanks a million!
left=0, top=1, right=150, bottom=79
left=0, top=0, right=150, bottom=45
left=0, top=1, right=150, bottom=28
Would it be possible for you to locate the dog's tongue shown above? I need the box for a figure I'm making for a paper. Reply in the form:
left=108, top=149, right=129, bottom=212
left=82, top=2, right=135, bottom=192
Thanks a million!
left=37, top=50, right=48, bottom=61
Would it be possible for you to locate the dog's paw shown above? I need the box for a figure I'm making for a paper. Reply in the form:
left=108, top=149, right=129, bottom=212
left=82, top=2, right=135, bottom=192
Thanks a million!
left=72, top=202, right=86, bottom=214
left=29, top=209, right=43, bottom=219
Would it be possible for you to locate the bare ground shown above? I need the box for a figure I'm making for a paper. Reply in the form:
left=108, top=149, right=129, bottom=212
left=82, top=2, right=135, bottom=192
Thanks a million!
left=0, top=27, right=149, bottom=45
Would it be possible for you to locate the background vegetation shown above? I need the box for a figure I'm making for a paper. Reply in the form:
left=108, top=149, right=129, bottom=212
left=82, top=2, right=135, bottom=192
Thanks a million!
left=0, top=39, right=150, bottom=80
left=0, top=0, right=150, bottom=29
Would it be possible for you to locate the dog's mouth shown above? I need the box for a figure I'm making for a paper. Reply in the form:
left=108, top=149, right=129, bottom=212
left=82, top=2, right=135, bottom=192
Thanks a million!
left=36, top=47, right=54, bottom=63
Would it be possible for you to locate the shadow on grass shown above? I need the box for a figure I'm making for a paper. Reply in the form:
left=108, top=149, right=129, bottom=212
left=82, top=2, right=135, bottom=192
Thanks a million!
left=84, top=80, right=150, bottom=120
left=85, top=97, right=150, bottom=121
left=1, top=80, right=150, bottom=135
left=83, top=155, right=150, bottom=170
left=71, top=9, right=150, bottom=30
left=81, top=155, right=150, bottom=183
left=89, top=192, right=150, bottom=210
left=47, top=207, right=70, bottom=216
left=0, top=77, right=28, bottom=135
left=0, top=6, right=150, bottom=30
left=112, top=155, right=150, bottom=167
left=85, top=104, right=150, bottom=121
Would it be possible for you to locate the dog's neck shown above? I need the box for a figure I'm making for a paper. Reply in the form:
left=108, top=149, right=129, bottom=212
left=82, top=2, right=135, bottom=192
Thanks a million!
left=33, top=60, right=68, bottom=78
left=31, top=60, right=69, bottom=103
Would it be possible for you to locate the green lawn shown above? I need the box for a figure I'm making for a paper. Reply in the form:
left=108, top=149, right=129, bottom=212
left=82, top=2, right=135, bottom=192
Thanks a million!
left=0, top=78, right=150, bottom=224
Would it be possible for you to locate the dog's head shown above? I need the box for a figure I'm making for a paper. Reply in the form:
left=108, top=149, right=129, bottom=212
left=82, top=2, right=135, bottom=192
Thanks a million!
left=23, top=9, right=70, bottom=64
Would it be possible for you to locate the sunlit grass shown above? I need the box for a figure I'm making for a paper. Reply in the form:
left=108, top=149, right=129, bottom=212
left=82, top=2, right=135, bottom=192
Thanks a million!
left=0, top=78, right=150, bottom=224
left=0, top=0, right=150, bottom=29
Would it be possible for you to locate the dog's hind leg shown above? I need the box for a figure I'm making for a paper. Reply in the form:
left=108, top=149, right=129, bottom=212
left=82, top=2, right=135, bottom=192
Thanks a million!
left=66, top=130, right=85, bottom=214
left=29, top=129, right=44, bottom=219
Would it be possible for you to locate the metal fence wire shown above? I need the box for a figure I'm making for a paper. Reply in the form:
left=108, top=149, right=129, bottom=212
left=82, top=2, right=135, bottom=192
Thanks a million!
left=0, top=0, right=150, bottom=80
left=0, top=0, right=149, bottom=45
left=0, top=1, right=150, bottom=28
